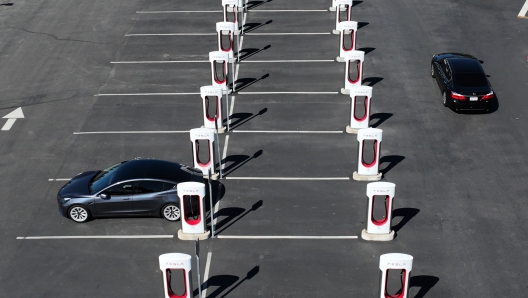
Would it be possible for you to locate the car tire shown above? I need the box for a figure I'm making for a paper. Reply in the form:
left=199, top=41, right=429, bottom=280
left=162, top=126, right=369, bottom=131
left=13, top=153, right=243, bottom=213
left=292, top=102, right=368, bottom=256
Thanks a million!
left=442, top=91, right=448, bottom=107
left=162, top=204, right=181, bottom=221
left=68, top=205, right=91, bottom=223
left=431, top=64, right=435, bottom=78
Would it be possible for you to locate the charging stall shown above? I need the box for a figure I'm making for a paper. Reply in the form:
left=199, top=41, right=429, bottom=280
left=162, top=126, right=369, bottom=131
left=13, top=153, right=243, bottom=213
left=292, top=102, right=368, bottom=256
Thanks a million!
left=353, top=128, right=382, bottom=181
left=209, top=51, right=230, bottom=94
left=332, top=0, right=352, bottom=34
left=222, top=0, right=240, bottom=34
left=336, top=21, right=358, bottom=62
left=361, top=182, right=396, bottom=241
left=346, top=85, right=372, bottom=133
left=200, top=86, right=226, bottom=133
left=159, top=253, right=193, bottom=298
left=216, top=21, right=235, bottom=61
left=190, top=128, right=219, bottom=180
left=177, top=182, right=210, bottom=240
left=378, top=253, right=413, bottom=298
left=341, top=50, right=365, bottom=94
left=329, top=0, right=349, bottom=11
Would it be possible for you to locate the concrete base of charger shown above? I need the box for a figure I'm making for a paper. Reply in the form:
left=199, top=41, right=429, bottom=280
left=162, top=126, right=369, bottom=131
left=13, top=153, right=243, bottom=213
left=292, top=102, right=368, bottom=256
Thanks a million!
left=178, top=229, right=211, bottom=240
left=204, top=173, right=219, bottom=181
left=332, top=29, right=340, bottom=35
left=341, top=88, right=351, bottom=94
left=346, top=126, right=366, bottom=134
left=336, top=56, right=346, bottom=62
left=200, top=125, right=226, bottom=134
left=361, top=229, right=395, bottom=241
left=353, top=171, right=382, bottom=181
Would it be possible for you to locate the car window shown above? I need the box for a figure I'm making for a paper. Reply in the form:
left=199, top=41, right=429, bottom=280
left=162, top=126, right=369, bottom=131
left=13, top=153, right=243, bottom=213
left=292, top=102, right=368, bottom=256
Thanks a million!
left=162, top=183, right=176, bottom=191
left=134, top=180, right=165, bottom=194
left=103, top=182, right=134, bottom=196
left=89, top=161, right=127, bottom=194
left=443, top=60, right=452, bottom=80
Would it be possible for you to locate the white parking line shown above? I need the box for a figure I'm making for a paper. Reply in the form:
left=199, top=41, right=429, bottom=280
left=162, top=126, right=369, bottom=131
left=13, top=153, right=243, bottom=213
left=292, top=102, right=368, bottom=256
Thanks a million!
left=96, top=93, right=200, bottom=96
left=136, top=10, right=223, bottom=13
left=110, top=61, right=208, bottom=64
left=519, top=0, right=528, bottom=18
left=17, top=235, right=174, bottom=239
left=225, top=177, right=350, bottom=180
left=238, top=92, right=338, bottom=95
left=73, top=131, right=189, bottom=135
left=249, top=9, right=328, bottom=12
left=135, top=10, right=327, bottom=13
left=221, top=135, right=230, bottom=171
left=48, top=178, right=71, bottom=181
left=202, top=252, right=213, bottom=297
left=217, top=235, right=358, bottom=239
left=110, top=59, right=335, bottom=64
left=232, top=130, right=343, bottom=133
left=125, top=32, right=331, bottom=37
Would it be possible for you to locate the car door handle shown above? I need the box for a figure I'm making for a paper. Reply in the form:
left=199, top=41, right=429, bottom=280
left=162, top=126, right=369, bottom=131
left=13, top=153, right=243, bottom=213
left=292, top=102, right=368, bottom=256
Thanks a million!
left=123, top=198, right=130, bottom=201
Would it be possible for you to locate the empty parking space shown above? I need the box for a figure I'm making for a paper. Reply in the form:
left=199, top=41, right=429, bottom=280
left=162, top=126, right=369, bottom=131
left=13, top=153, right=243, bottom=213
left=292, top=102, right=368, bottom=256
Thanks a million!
left=239, top=35, right=337, bottom=61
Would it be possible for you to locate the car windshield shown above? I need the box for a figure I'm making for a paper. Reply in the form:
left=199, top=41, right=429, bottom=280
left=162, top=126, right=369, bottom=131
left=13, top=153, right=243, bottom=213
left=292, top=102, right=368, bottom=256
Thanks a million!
left=454, top=72, right=488, bottom=88
left=89, top=161, right=127, bottom=194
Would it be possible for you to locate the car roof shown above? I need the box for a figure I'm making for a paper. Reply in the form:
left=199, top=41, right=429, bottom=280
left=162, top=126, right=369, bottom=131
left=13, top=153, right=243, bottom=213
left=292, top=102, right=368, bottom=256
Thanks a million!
left=448, top=57, right=483, bottom=73
left=114, top=159, right=193, bottom=182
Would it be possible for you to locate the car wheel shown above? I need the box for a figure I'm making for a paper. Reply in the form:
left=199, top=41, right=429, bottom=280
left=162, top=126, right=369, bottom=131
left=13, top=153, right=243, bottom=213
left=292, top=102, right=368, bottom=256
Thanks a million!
left=162, top=204, right=181, bottom=221
left=442, top=91, right=448, bottom=107
left=431, top=64, right=435, bottom=78
left=68, top=205, right=90, bottom=223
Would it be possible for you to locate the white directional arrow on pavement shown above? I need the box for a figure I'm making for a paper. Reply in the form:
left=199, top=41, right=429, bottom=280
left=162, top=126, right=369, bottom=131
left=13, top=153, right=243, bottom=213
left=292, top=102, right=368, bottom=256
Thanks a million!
left=2, top=107, right=24, bottom=131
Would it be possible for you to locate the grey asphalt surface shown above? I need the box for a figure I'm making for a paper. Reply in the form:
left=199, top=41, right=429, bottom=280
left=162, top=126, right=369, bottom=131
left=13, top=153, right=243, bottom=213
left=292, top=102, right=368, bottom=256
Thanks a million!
left=1, top=0, right=528, bottom=297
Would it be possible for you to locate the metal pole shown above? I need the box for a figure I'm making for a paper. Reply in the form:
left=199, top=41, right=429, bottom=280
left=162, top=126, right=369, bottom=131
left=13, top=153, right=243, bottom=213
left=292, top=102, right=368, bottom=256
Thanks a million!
left=208, top=168, right=215, bottom=238
left=231, top=58, right=236, bottom=92
left=214, top=120, right=223, bottom=179
left=195, top=239, right=202, bottom=298
left=226, top=89, right=230, bottom=132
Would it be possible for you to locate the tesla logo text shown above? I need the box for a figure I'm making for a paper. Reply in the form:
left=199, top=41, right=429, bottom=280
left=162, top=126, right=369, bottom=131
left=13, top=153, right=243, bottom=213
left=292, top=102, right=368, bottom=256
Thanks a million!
left=203, top=91, right=218, bottom=95
left=363, top=134, right=378, bottom=138
left=182, top=190, right=200, bottom=193
left=165, top=262, right=185, bottom=266
left=373, top=190, right=389, bottom=193
left=387, top=262, right=407, bottom=267
left=195, top=134, right=211, bottom=138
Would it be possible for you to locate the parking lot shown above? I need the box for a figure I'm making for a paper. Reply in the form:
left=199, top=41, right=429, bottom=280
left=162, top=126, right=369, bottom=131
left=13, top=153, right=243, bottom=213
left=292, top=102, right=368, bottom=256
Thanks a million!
left=1, top=0, right=528, bottom=297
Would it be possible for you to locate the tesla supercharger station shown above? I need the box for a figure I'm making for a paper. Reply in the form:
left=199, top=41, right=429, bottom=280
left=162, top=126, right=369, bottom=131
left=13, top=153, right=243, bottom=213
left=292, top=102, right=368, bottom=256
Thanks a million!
left=341, top=50, right=365, bottom=94
left=190, top=128, right=219, bottom=180
left=200, top=86, right=226, bottom=133
left=353, top=128, right=382, bottom=181
left=346, top=85, right=372, bottom=134
left=222, top=0, right=240, bottom=33
left=336, top=21, right=358, bottom=62
left=329, top=0, right=348, bottom=11
left=378, top=253, right=413, bottom=298
left=361, top=182, right=396, bottom=241
left=216, top=22, right=236, bottom=61
left=159, top=253, right=193, bottom=298
left=177, top=182, right=210, bottom=240
left=332, top=0, right=352, bottom=34
left=209, top=51, right=230, bottom=95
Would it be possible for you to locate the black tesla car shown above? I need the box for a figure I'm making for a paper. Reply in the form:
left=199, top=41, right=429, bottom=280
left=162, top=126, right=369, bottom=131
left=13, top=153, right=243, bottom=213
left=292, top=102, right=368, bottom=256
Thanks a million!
left=431, top=53, right=494, bottom=112
left=57, top=158, right=203, bottom=223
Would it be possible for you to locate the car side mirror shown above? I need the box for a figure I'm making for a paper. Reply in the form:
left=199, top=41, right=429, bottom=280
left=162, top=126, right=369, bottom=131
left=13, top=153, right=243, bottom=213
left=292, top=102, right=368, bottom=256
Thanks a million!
left=100, top=193, right=109, bottom=199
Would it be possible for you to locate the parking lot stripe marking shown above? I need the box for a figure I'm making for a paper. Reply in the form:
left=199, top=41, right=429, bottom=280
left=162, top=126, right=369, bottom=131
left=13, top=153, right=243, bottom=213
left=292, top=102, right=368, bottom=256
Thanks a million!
left=238, top=91, right=338, bottom=94
left=110, top=60, right=334, bottom=64
left=110, top=61, right=208, bottom=64
left=125, top=33, right=216, bottom=36
left=225, top=177, right=350, bottom=180
left=136, top=11, right=223, bottom=13
left=217, top=235, right=358, bottom=239
left=221, top=135, right=230, bottom=171
left=202, top=252, right=213, bottom=296
left=249, top=9, right=328, bottom=12
left=73, top=131, right=189, bottom=134
left=242, top=60, right=334, bottom=63
left=126, top=33, right=331, bottom=37
left=17, top=235, right=174, bottom=239
left=48, top=178, right=71, bottom=181
left=135, top=10, right=327, bottom=13
left=233, top=130, right=342, bottom=133
left=519, top=0, right=528, bottom=18
left=96, top=93, right=200, bottom=96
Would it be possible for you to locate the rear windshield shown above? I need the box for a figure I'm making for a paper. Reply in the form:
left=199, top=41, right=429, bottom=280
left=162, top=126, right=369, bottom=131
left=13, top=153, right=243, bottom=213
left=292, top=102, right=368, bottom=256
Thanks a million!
left=89, top=161, right=126, bottom=194
left=454, top=72, right=488, bottom=88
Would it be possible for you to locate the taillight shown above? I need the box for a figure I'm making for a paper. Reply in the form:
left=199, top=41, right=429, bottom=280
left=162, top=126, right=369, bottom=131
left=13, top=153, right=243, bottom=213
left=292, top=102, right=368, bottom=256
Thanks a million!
left=451, top=91, right=466, bottom=100
left=481, top=91, right=494, bottom=100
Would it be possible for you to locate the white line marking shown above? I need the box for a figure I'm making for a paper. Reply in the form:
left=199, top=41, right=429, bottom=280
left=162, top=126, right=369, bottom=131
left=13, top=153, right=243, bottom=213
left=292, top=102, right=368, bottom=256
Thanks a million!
left=238, top=92, right=339, bottom=95
left=249, top=9, right=329, bottom=12
left=202, top=252, right=213, bottom=297
left=225, top=177, right=350, bottom=180
left=96, top=93, right=199, bottom=96
left=125, top=33, right=216, bottom=36
left=110, top=61, right=208, bottom=64
left=242, top=60, right=334, bottom=63
left=232, top=130, right=343, bottom=133
left=17, top=235, right=174, bottom=239
left=137, top=11, right=223, bottom=13
left=125, top=33, right=331, bottom=37
left=48, top=179, right=71, bottom=181
left=1, top=118, right=16, bottom=131
left=110, top=60, right=334, bottom=64
left=229, top=96, right=236, bottom=125
left=519, top=0, right=528, bottom=18
left=73, top=131, right=189, bottom=135
left=217, top=235, right=358, bottom=239
left=245, top=33, right=331, bottom=35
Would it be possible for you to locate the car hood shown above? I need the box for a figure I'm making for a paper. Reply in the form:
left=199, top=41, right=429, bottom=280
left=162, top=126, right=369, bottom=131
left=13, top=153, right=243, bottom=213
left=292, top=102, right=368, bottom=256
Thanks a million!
left=58, top=171, right=98, bottom=197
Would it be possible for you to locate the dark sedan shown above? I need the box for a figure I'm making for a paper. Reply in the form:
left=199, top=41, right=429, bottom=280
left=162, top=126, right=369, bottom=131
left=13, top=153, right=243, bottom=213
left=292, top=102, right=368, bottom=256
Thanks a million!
left=57, top=158, right=203, bottom=223
left=431, top=53, right=494, bottom=112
